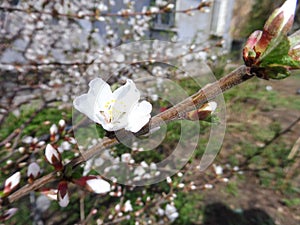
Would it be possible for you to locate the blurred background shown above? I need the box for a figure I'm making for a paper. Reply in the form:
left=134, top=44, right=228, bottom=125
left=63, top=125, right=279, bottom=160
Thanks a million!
left=0, top=0, right=300, bottom=224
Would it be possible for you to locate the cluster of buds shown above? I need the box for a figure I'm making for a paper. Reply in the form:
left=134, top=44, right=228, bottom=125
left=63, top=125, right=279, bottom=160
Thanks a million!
left=243, top=0, right=300, bottom=79
left=50, top=119, right=66, bottom=142
left=43, top=143, right=111, bottom=207
left=55, top=176, right=111, bottom=207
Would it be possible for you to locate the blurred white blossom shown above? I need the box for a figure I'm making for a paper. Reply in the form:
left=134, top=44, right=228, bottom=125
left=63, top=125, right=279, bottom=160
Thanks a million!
left=4, top=172, right=21, bottom=194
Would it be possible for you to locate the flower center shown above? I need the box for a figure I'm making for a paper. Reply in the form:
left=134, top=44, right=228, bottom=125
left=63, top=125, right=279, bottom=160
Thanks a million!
left=100, top=99, right=126, bottom=123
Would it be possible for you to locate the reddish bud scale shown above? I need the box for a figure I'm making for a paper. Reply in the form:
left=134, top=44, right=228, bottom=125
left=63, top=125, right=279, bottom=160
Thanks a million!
left=50, top=134, right=56, bottom=142
left=264, top=11, right=284, bottom=36
left=186, top=110, right=211, bottom=121
left=73, top=176, right=111, bottom=194
left=28, top=172, right=41, bottom=184
left=73, top=176, right=96, bottom=187
left=184, top=102, right=217, bottom=121
left=58, top=181, right=68, bottom=198
left=51, top=156, right=63, bottom=171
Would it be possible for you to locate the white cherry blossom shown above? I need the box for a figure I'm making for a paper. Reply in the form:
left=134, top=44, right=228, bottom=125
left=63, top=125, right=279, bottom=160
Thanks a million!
left=124, top=200, right=133, bottom=212
left=165, top=204, right=179, bottom=222
left=73, top=78, right=152, bottom=132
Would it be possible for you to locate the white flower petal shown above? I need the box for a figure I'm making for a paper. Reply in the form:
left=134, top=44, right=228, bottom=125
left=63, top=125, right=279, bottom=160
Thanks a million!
left=5, top=172, right=21, bottom=191
left=45, top=144, right=60, bottom=164
left=2, top=208, right=18, bottom=220
left=126, top=101, right=152, bottom=132
left=168, top=212, right=179, bottom=222
left=112, top=79, right=140, bottom=112
left=58, top=119, right=66, bottom=128
left=213, top=164, right=223, bottom=175
left=22, top=136, right=33, bottom=144
left=58, top=192, right=69, bottom=207
left=121, top=153, right=132, bottom=163
left=124, top=200, right=133, bottom=212
left=27, top=162, right=40, bottom=178
left=207, top=102, right=217, bottom=112
left=86, top=178, right=111, bottom=194
left=60, top=141, right=71, bottom=151
left=50, top=124, right=58, bottom=135
left=74, top=78, right=112, bottom=124
left=165, top=204, right=178, bottom=222
left=281, top=0, right=297, bottom=26
left=165, top=204, right=177, bottom=215
left=157, top=207, right=165, bottom=216
left=134, top=166, right=146, bottom=176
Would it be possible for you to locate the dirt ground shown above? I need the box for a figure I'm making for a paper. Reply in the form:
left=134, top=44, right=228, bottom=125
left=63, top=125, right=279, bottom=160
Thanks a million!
left=199, top=75, right=300, bottom=225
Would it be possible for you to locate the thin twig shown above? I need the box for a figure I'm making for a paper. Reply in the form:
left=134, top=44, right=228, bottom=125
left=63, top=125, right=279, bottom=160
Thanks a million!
left=288, top=136, right=300, bottom=160
left=243, top=116, right=300, bottom=165
left=0, top=2, right=210, bottom=19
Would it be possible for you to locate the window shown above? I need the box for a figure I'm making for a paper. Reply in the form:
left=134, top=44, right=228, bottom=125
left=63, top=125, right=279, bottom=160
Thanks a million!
left=152, top=0, right=176, bottom=30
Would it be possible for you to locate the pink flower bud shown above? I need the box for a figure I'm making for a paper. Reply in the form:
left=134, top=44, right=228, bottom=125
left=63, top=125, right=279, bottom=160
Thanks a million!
left=74, top=176, right=111, bottom=194
left=45, top=144, right=63, bottom=171
left=243, top=0, right=297, bottom=66
left=4, top=172, right=21, bottom=195
left=243, top=30, right=263, bottom=66
left=27, top=162, right=41, bottom=182
left=264, top=0, right=296, bottom=36
left=57, top=181, right=69, bottom=207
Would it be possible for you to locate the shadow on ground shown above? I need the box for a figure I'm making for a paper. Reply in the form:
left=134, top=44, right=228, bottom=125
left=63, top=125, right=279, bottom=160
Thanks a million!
left=203, top=202, right=275, bottom=225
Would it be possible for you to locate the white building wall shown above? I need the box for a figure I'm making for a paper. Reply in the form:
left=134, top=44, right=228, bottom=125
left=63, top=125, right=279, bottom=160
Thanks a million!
left=175, top=0, right=235, bottom=49
left=175, top=0, right=212, bottom=43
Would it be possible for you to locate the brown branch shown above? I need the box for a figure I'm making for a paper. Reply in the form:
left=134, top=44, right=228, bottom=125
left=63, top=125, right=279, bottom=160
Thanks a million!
left=0, top=2, right=210, bottom=19
left=7, top=172, right=57, bottom=204
left=7, top=65, right=254, bottom=204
